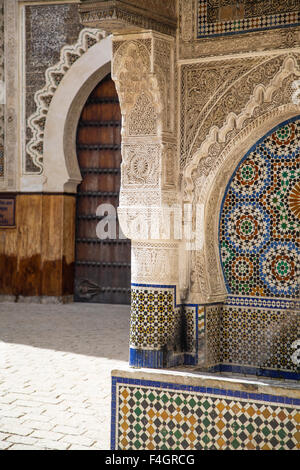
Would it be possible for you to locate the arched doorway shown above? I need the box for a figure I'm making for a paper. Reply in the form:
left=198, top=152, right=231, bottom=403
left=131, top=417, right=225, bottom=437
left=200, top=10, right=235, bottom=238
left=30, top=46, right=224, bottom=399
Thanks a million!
left=74, top=74, right=131, bottom=304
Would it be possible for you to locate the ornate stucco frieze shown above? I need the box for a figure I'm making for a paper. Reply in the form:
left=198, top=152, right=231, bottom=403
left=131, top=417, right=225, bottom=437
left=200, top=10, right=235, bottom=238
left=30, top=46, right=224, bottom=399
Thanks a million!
left=183, top=53, right=300, bottom=304
left=26, top=28, right=106, bottom=175
left=178, top=0, right=300, bottom=60
left=79, top=0, right=177, bottom=36
left=111, top=32, right=178, bottom=214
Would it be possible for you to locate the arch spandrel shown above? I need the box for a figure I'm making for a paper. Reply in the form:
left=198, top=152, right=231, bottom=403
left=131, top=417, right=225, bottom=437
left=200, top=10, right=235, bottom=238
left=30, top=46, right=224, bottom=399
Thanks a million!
left=43, top=37, right=112, bottom=193
left=183, top=53, right=300, bottom=304
left=187, top=105, right=300, bottom=305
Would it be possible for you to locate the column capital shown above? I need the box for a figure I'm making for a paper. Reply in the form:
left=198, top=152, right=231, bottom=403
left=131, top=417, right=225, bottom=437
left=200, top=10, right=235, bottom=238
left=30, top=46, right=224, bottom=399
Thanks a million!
left=78, top=0, right=177, bottom=36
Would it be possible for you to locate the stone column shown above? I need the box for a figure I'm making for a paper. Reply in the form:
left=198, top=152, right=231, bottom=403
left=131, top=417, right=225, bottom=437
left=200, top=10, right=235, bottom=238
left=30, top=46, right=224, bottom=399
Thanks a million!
left=79, top=1, right=181, bottom=367
left=113, top=31, right=181, bottom=368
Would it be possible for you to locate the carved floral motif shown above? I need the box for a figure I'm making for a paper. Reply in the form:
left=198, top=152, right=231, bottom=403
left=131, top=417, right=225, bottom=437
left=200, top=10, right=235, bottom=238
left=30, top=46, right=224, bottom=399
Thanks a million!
left=26, top=28, right=106, bottom=174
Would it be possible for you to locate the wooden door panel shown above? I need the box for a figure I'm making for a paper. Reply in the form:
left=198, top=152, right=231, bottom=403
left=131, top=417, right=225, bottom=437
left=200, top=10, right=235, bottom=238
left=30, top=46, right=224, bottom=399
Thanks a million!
left=74, top=74, right=130, bottom=304
left=79, top=173, right=120, bottom=192
left=76, top=196, right=119, bottom=215
left=77, top=150, right=122, bottom=170
left=76, top=243, right=128, bottom=263
left=82, top=103, right=121, bottom=121
left=77, top=126, right=118, bottom=145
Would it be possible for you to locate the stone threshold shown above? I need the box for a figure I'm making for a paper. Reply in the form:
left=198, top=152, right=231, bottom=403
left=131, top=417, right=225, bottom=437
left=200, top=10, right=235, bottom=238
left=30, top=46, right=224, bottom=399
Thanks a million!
left=112, top=365, right=300, bottom=397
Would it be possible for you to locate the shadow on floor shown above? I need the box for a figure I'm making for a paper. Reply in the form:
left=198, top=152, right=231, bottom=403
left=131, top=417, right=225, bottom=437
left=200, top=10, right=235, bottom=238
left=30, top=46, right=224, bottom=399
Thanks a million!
left=0, top=301, right=131, bottom=362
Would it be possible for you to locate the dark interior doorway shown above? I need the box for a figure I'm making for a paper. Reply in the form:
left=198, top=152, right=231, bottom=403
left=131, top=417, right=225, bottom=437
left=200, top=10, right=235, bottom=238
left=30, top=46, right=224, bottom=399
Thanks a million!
left=74, top=74, right=131, bottom=304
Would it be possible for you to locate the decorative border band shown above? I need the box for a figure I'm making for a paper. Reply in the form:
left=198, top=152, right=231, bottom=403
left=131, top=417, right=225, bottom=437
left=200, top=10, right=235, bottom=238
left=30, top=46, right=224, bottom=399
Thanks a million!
left=209, top=364, right=300, bottom=382
left=226, top=295, right=300, bottom=310
left=197, top=0, right=300, bottom=39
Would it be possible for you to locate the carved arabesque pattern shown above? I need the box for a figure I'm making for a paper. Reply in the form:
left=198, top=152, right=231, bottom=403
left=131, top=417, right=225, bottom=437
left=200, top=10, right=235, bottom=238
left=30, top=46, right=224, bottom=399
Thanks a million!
left=26, top=28, right=106, bottom=174
left=122, top=144, right=160, bottom=187
left=185, top=55, right=300, bottom=203
left=185, top=54, right=300, bottom=302
left=128, top=93, right=158, bottom=136
left=112, top=39, right=161, bottom=131
left=180, top=54, right=296, bottom=171
left=112, top=34, right=177, bottom=217
left=131, top=241, right=179, bottom=285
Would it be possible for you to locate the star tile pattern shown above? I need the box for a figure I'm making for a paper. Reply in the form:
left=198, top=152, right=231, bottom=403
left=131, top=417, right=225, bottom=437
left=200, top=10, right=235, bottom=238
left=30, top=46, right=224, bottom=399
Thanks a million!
left=220, top=304, right=299, bottom=374
left=203, top=298, right=299, bottom=378
left=130, top=286, right=201, bottom=365
left=198, top=0, right=300, bottom=38
left=112, top=377, right=300, bottom=450
left=220, top=118, right=300, bottom=298
left=130, top=285, right=182, bottom=354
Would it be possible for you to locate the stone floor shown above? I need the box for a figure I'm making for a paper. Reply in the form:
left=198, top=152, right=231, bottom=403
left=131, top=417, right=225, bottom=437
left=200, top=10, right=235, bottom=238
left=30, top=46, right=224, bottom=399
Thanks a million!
left=0, top=301, right=130, bottom=450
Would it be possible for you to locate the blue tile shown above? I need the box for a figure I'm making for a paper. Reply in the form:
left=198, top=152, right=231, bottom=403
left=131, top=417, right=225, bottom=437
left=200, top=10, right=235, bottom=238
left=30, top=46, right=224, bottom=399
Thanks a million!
left=249, top=393, right=260, bottom=400
left=277, top=396, right=285, bottom=404
left=262, top=394, right=272, bottom=402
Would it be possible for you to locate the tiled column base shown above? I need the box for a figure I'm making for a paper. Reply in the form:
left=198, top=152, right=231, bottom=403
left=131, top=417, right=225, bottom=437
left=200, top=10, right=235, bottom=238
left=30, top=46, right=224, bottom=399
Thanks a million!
left=129, top=286, right=205, bottom=369
left=129, top=284, right=183, bottom=369
left=111, top=368, right=300, bottom=450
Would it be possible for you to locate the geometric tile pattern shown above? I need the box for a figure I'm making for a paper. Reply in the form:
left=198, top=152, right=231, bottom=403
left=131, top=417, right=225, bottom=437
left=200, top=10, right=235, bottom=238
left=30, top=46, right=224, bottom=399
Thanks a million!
left=198, top=0, right=300, bottom=38
left=130, top=285, right=181, bottom=350
left=198, top=306, right=205, bottom=364
left=183, top=305, right=198, bottom=354
left=205, top=304, right=222, bottom=368
left=112, top=377, right=300, bottom=450
left=220, top=304, right=299, bottom=374
left=220, top=118, right=300, bottom=298
left=130, top=287, right=204, bottom=363
left=227, top=295, right=299, bottom=310
left=202, top=298, right=300, bottom=379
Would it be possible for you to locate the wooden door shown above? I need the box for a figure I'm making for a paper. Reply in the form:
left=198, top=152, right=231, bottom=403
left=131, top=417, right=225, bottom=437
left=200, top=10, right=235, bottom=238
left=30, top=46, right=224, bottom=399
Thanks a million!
left=74, top=74, right=131, bottom=304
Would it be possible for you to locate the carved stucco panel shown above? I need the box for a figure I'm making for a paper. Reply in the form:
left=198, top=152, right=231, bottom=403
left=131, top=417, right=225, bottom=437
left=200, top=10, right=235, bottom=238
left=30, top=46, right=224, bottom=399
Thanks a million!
left=184, top=54, right=300, bottom=303
left=128, top=93, right=158, bottom=136
left=113, top=35, right=175, bottom=139
left=180, top=54, right=297, bottom=171
left=0, top=0, right=4, bottom=178
left=131, top=241, right=179, bottom=285
left=26, top=28, right=107, bottom=175
left=112, top=39, right=159, bottom=123
left=121, top=143, right=160, bottom=187
left=184, top=54, right=300, bottom=202
left=1, top=0, right=18, bottom=190
left=113, top=32, right=177, bottom=219
left=179, top=0, right=196, bottom=43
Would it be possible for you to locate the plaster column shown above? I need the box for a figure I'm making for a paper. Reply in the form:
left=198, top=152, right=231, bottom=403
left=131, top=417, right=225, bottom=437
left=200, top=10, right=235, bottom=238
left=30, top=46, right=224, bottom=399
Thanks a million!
left=79, top=1, right=181, bottom=367
left=113, top=31, right=182, bottom=368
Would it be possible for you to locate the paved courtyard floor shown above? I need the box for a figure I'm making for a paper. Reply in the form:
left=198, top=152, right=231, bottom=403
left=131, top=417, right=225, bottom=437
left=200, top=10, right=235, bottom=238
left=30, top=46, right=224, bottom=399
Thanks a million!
left=0, top=301, right=130, bottom=450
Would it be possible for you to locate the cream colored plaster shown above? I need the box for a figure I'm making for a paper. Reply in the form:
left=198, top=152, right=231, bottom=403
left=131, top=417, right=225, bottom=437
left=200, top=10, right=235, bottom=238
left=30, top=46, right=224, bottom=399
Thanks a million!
left=43, top=37, right=112, bottom=193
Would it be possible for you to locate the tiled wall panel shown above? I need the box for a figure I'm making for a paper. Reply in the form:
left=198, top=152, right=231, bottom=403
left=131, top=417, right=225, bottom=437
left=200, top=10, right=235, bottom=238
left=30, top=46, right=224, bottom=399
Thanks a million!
left=220, top=118, right=299, bottom=299
left=112, top=375, right=300, bottom=450
left=198, top=0, right=300, bottom=38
